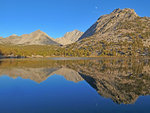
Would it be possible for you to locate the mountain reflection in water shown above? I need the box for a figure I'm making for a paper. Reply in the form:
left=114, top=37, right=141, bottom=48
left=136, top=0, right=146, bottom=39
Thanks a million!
left=0, top=58, right=150, bottom=113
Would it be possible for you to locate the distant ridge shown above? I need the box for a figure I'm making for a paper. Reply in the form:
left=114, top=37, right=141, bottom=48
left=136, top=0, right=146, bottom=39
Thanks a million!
left=0, top=30, right=83, bottom=45
left=0, top=30, right=60, bottom=45
left=55, top=30, right=83, bottom=45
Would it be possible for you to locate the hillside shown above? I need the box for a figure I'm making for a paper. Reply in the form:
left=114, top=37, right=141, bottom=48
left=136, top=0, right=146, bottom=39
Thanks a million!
left=0, top=8, right=150, bottom=57
left=68, top=8, right=150, bottom=57
left=0, top=30, right=83, bottom=46
left=0, top=30, right=60, bottom=45
left=55, top=30, right=83, bottom=45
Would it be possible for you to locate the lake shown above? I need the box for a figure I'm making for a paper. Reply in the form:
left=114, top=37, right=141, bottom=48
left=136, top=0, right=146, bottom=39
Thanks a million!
left=0, top=58, right=149, bottom=113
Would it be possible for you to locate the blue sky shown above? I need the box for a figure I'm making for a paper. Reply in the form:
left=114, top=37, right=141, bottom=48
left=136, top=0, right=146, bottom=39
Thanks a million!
left=0, top=0, right=150, bottom=38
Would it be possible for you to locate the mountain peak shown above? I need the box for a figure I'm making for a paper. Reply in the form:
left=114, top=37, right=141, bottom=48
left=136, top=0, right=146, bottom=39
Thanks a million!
left=122, top=8, right=136, bottom=12
left=33, top=30, right=45, bottom=34
left=111, top=8, right=138, bottom=18
left=55, top=30, right=84, bottom=45
left=0, top=30, right=59, bottom=45
left=79, top=8, right=139, bottom=40
left=30, top=30, right=50, bottom=37
left=72, top=29, right=80, bottom=32
left=36, top=29, right=42, bottom=32
left=112, top=8, right=136, bottom=13
left=112, top=8, right=121, bottom=13
left=65, top=30, right=82, bottom=35
left=10, top=34, right=18, bottom=37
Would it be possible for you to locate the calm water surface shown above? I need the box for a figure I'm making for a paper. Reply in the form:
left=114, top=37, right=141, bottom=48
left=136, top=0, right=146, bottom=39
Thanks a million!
left=0, top=58, right=149, bottom=113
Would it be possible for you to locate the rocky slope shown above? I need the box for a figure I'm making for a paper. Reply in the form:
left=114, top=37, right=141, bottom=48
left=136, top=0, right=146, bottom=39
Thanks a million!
left=79, top=8, right=139, bottom=41
left=0, top=30, right=60, bottom=45
left=55, top=30, right=83, bottom=45
left=68, top=8, right=150, bottom=56
left=0, top=30, right=83, bottom=46
left=0, top=37, right=5, bottom=44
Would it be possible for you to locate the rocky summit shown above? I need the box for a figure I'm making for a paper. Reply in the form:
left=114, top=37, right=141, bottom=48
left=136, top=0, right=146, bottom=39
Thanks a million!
left=68, top=8, right=150, bottom=56
left=0, top=30, right=83, bottom=46
left=0, top=30, right=60, bottom=45
left=79, top=8, right=139, bottom=41
left=55, top=30, right=83, bottom=45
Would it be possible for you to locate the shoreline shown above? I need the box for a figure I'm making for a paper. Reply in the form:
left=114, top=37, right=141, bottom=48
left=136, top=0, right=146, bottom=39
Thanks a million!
left=0, top=55, right=150, bottom=61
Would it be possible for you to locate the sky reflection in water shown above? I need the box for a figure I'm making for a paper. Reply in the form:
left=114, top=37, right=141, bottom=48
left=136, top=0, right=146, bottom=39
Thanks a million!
left=0, top=59, right=149, bottom=113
